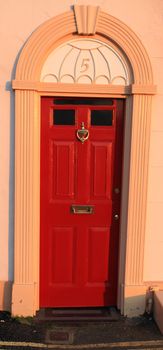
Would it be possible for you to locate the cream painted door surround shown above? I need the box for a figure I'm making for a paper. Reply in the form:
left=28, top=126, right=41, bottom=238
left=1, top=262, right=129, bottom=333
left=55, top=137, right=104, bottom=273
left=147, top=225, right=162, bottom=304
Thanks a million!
left=12, top=5, right=156, bottom=316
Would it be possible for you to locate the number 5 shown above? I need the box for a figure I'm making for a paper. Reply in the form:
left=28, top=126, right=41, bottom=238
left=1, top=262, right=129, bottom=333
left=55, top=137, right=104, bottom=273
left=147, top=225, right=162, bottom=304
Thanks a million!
left=80, top=58, right=90, bottom=73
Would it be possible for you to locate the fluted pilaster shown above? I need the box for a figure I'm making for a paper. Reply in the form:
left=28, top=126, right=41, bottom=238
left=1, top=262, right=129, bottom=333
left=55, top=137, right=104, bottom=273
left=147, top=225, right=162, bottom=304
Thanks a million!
left=12, top=90, right=40, bottom=315
left=125, top=94, right=152, bottom=285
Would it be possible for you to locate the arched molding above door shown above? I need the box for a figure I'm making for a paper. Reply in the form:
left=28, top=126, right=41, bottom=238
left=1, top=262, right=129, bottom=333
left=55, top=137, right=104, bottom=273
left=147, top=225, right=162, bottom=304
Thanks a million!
left=14, top=5, right=155, bottom=89
left=12, top=5, right=157, bottom=317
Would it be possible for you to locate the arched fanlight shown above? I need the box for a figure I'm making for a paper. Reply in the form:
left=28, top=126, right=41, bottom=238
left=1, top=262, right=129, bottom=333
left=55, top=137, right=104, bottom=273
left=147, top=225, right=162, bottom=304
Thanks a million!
left=41, top=39, right=130, bottom=85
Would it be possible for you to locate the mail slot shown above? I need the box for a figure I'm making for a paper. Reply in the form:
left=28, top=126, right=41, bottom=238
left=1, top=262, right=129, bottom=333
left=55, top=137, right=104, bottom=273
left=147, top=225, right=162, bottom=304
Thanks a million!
left=71, top=205, right=94, bottom=214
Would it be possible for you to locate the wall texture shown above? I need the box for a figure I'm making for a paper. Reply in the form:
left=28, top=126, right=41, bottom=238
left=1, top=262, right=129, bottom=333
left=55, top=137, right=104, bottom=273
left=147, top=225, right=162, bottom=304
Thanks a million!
left=0, top=0, right=163, bottom=293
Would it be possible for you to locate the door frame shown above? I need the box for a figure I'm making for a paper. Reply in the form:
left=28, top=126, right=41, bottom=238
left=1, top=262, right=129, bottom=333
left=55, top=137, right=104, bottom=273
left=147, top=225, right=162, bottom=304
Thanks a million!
left=12, top=6, right=156, bottom=316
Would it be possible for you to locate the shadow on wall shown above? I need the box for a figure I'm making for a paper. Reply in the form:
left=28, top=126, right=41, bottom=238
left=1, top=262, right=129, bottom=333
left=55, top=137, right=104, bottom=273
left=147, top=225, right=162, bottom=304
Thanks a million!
left=3, top=80, right=15, bottom=311
left=4, top=45, right=25, bottom=309
left=0, top=281, right=13, bottom=312
left=5, top=81, right=15, bottom=285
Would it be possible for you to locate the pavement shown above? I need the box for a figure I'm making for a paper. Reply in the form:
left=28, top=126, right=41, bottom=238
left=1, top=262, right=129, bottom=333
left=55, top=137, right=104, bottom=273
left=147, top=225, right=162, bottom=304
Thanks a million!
left=0, top=311, right=163, bottom=350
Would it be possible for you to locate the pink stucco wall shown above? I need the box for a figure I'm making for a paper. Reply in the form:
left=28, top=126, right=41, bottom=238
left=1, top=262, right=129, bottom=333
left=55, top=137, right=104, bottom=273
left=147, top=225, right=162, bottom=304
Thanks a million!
left=0, top=0, right=163, bottom=284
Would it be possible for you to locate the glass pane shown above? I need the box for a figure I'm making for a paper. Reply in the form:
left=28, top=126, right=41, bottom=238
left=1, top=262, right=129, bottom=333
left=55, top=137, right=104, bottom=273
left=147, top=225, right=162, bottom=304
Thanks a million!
left=54, top=98, right=113, bottom=106
left=91, top=110, right=113, bottom=126
left=53, top=109, right=75, bottom=125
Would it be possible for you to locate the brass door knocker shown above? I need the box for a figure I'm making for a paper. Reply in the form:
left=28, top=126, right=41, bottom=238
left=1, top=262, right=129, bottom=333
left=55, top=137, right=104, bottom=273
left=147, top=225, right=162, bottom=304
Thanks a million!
left=76, top=122, right=89, bottom=144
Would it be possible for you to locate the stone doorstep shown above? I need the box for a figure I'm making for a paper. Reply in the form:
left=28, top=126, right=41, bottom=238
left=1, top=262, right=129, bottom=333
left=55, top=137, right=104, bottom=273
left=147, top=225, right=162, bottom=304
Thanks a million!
left=36, top=307, right=120, bottom=322
left=154, top=291, right=163, bottom=334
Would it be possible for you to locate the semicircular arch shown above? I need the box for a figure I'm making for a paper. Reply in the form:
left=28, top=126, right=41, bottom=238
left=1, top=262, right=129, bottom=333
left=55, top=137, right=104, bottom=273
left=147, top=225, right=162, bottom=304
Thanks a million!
left=15, top=9, right=153, bottom=85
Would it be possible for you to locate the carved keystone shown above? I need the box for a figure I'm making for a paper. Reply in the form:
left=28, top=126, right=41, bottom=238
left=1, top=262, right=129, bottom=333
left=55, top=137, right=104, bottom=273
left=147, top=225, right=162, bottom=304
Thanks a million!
left=74, top=5, right=100, bottom=35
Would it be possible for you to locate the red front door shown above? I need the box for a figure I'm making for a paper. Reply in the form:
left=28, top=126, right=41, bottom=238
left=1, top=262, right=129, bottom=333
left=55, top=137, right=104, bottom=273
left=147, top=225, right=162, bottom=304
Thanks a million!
left=40, top=97, right=124, bottom=308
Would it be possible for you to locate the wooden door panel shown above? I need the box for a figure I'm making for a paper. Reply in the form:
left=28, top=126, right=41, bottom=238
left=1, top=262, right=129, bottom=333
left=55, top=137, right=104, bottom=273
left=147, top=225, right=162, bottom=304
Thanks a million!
left=87, top=228, right=110, bottom=283
left=40, top=97, right=124, bottom=308
left=50, top=141, right=75, bottom=199
left=90, top=142, right=113, bottom=199
left=49, top=227, right=76, bottom=285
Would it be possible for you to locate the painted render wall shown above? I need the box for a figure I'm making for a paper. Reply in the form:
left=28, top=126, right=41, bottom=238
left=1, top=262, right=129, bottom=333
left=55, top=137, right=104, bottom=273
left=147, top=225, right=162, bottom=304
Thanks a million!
left=0, top=0, right=163, bottom=287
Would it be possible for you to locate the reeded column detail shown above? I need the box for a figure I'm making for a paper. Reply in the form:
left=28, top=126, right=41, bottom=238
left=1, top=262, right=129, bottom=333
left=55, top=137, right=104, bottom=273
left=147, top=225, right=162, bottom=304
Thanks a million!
left=13, top=90, right=40, bottom=315
left=125, top=94, right=152, bottom=285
